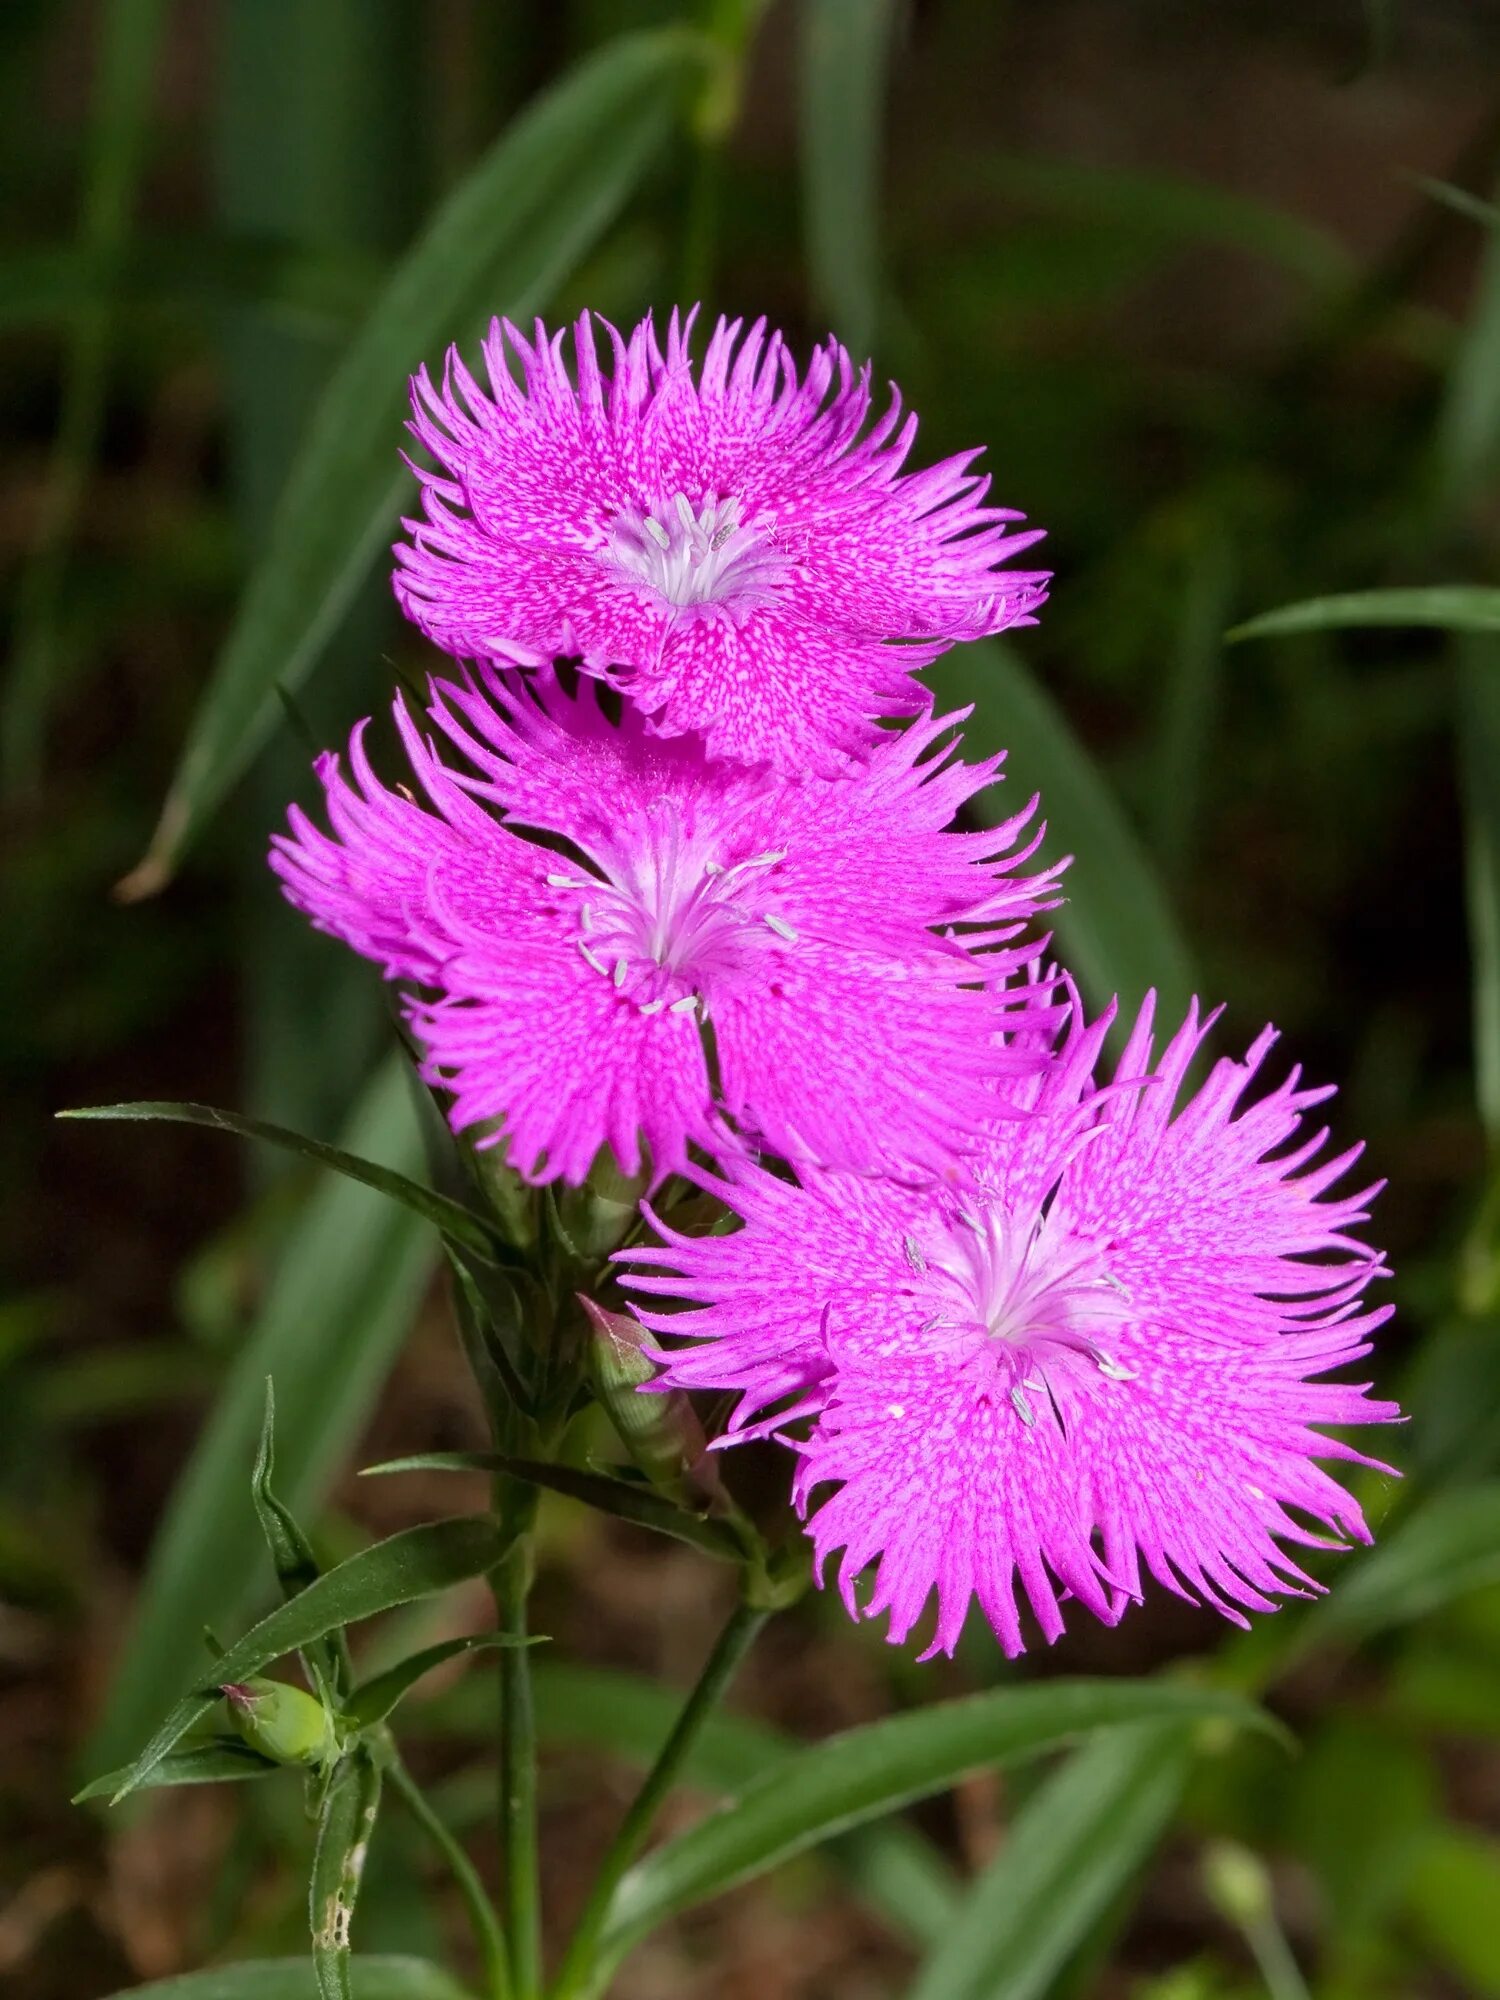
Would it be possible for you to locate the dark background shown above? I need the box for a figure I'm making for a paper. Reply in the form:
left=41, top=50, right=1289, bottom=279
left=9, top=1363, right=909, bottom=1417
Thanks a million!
left=4, top=2, right=1500, bottom=1996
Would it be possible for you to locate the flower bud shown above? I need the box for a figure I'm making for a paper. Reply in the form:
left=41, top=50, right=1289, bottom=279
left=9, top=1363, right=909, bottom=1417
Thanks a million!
left=579, top=1294, right=717, bottom=1504
left=555, top=1153, right=649, bottom=1263
left=1202, top=1839, right=1273, bottom=1930
left=222, top=1677, right=339, bottom=1769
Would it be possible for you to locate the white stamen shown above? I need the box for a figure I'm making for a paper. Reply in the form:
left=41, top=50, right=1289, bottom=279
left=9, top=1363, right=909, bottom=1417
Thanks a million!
left=1010, top=1386, right=1036, bottom=1427
left=887, top=1403, right=906, bottom=1420
left=640, top=998, right=666, bottom=1016
left=612, top=958, right=628, bottom=989
left=670, top=994, right=698, bottom=1014
left=703, top=860, right=724, bottom=876
left=644, top=515, right=671, bottom=550
left=903, top=1234, right=927, bottom=1274
left=674, top=490, right=697, bottom=534
left=710, top=524, right=735, bottom=551
left=579, top=903, right=594, bottom=933
left=578, top=942, right=606, bottom=975
left=764, top=913, right=798, bottom=943
left=546, top=872, right=582, bottom=888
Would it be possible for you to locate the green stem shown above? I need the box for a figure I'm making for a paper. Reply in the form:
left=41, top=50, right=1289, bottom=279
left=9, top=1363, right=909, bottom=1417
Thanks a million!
left=389, top=1755, right=510, bottom=2000
left=495, top=1498, right=541, bottom=1998
left=550, top=1597, right=768, bottom=1999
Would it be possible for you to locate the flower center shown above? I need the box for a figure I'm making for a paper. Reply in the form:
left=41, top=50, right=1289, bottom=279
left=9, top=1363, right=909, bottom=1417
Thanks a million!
left=918, top=1201, right=1135, bottom=1429
left=607, top=492, right=789, bottom=615
left=545, top=815, right=795, bottom=1017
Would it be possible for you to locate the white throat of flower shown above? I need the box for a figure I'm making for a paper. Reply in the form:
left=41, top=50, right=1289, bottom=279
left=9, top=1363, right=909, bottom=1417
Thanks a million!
left=919, top=1199, right=1135, bottom=1430
left=545, top=812, right=795, bottom=1019
left=608, top=492, right=788, bottom=615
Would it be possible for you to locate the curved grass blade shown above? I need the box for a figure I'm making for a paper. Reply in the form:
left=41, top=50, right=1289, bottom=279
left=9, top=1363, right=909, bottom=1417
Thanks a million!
left=927, top=638, right=1196, bottom=1018
left=75, top=1737, right=278, bottom=1803
left=797, top=0, right=897, bottom=356
left=907, top=1723, right=1195, bottom=2000
left=60, top=1097, right=500, bottom=1258
left=91, top=1959, right=473, bottom=2000
left=1229, top=586, right=1500, bottom=643
left=596, top=1679, right=1272, bottom=1961
left=121, top=28, right=704, bottom=897
left=86, top=1055, right=435, bottom=1774
left=106, top=1515, right=510, bottom=1802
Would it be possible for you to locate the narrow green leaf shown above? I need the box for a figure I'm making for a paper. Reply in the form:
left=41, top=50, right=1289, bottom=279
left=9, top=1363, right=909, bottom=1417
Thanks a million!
left=797, top=0, right=897, bottom=356
left=60, top=1098, right=499, bottom=1258
left=123, top=28, right=703, bottom=894
left=74, top=1737, right=278, bottom=1803
left=525, top=1662, right=958, bottom=1950
left=1408, top=172, right=1500, bottom=234
left=363, top=1451, right=745, bottom=1562
left=1298, top=1483, right=1500, bottom=1650
left=107, top=1516, right=510, bottom=1802
left=87, top=1055, right=435, bottom=1774
left=1229, top=586, right=1500, bottom=643
left=926, top=639, right=1197, bottom=1018
left=311, top=1751, right=384, bottom=2000
left=907, top=1724, right=1194, bottom=2000
left=597, top=1679, right=1270, bottom=1956
left=345, top=1635, right=522, bottom=1731
left=91, top=1959, right=473, bottom=2000
left=251, top=1379, right=351, bottom=1702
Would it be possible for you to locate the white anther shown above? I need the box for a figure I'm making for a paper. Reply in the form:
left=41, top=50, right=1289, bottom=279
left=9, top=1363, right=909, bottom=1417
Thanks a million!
left=644, top=515, right=671, bottom=550
left=612, top=958, right=628, bottom=989
left=1089, top=1344, right=1136, bottom=1382
left=674, top=491, right=697, bottom=533
left=703, top=860, right=724, bottom=876
left=710, top=524, right=734, bottom=551
left=764, top=913, right=798, bottom=943
left=887, top=1403, right=906, bottom=1420
left=1010, top=1386, right=1036, bottom=1427
left=903, top=1234, right=927, bottom=1274
left=670, top=994, right=699, bottom=1015
left=546, top=872, right=582, bottom=888
left=640, top=998, right=666, bottom=1016
left=578, top=942, right=606, bottom=975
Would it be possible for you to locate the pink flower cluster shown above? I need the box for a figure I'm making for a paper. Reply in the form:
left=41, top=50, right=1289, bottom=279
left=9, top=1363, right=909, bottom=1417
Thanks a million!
left=273, top=308, right=1397, bottom=1657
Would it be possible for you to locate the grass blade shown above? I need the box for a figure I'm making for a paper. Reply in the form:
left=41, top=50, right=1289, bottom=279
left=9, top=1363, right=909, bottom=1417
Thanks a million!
left=927, top=638, right=1196, bottom=1018
left=797, top=0, right=898, bottom=356
left=75, top=1739, right=278, bottom=1802
left=596, top=1680, right=1271, bottom=1960
left=907, top=1723, right=1195, bottom=2000
left=121, top=28, right=703, bottom=898
left=60, top=1097, right=500, bottom=1258
left=1229, top=586, right=1500, bottom=642
left=86, top=1054, right=435, bottom=1773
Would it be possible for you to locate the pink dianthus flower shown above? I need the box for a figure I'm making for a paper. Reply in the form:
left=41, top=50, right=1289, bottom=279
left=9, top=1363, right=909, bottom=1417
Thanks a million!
left=393, top=310, right=1049, bottom=772
left=271, top=666, right=1061, bottom=1186
left=624, top=995, right=1398, bottom=1656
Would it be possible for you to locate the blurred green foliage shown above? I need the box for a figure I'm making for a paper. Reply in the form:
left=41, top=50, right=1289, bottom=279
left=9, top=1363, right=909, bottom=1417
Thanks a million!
left=5, top=1, right=1500, bottom=1997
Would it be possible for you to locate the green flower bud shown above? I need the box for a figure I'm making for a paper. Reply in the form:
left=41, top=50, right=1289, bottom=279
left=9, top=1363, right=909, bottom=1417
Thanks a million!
left=555, top=1153, right=649, bottom=1263
left=1202, top=1839, right=1273, bottom=1930
left=579, top=1293, right=717, bottom=1503
left=222, top=1676, right=339, bottom=1769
